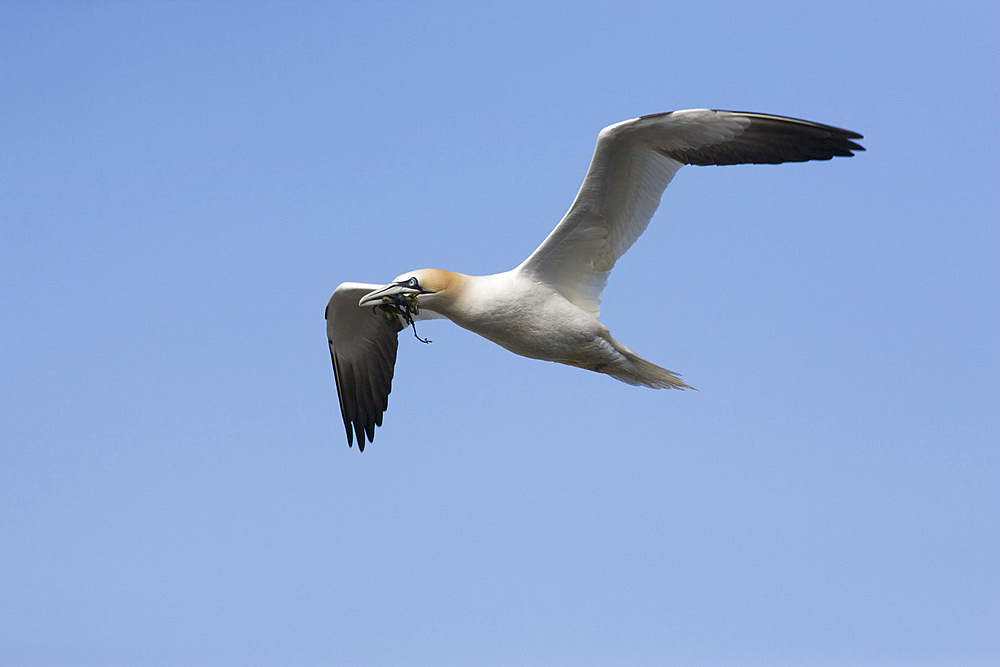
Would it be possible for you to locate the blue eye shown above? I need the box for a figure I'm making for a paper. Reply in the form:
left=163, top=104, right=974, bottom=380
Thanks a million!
left=408, top=278, right=418, bottom=287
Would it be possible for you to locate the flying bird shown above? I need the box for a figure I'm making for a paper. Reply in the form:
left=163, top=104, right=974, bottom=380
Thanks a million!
left=326, top=109, right=864, bottom=449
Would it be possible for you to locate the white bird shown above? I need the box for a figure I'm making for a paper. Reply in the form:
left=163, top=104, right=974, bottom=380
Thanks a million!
left=326, top=109, right=863, bottom=449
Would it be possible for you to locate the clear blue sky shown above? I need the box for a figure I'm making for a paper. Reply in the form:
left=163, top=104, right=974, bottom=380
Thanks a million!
left=2, top=2, right=997, bottom=665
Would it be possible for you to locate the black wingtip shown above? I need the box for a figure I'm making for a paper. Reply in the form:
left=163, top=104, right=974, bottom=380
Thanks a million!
left=346, top=422, right=367, bottom=452
left=345, top=422, right=374, bottom=452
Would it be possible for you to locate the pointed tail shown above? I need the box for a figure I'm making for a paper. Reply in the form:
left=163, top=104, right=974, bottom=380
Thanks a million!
left=608, top=337, right=695, bottom=390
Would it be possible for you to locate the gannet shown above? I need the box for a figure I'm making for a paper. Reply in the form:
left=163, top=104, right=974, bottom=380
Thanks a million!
left=326, top=109, right=864, bottom=449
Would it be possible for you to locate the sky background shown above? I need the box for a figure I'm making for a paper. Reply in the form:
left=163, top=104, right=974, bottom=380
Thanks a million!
left=2, top=2, right=998, bottom=665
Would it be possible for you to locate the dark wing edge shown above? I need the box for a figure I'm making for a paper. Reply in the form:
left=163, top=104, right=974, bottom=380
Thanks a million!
left=325, top=284, right=404, bottom=451
left=641, top=109, right=865, bottom=166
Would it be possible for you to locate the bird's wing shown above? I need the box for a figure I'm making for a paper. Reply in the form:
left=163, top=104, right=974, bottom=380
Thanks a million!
left=518, top=109, right=864, bottom=315
left=325, top=282, right=405, bottom=450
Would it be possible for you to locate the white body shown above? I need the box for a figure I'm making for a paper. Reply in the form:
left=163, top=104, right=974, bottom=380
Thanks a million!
left=419, top=269, right=670, bottom=386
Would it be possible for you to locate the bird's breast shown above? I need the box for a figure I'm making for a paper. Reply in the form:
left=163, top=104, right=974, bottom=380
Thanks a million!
left=443, top=273, right=604, bottom=363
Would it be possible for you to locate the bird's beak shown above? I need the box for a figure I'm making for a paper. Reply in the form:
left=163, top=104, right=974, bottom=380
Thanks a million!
left=358, top=283, right=420, bottom=308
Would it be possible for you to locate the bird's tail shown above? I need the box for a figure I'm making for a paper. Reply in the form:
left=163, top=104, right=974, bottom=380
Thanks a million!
left=608, top=337, right=695, bottom=390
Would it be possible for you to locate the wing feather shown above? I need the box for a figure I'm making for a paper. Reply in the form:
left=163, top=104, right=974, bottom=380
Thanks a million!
left=325, top=282, right=404, bottom=450
left=519, top=109, right=864, bottom=315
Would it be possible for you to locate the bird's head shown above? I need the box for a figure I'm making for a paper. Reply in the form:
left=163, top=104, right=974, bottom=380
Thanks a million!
left=358, top=269, right=461, bottom=313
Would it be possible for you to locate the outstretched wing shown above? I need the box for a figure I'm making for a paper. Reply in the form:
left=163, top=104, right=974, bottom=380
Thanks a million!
left=518, top=109, right=864, bottom=316
left=325, top=282, right=405, bottom=450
